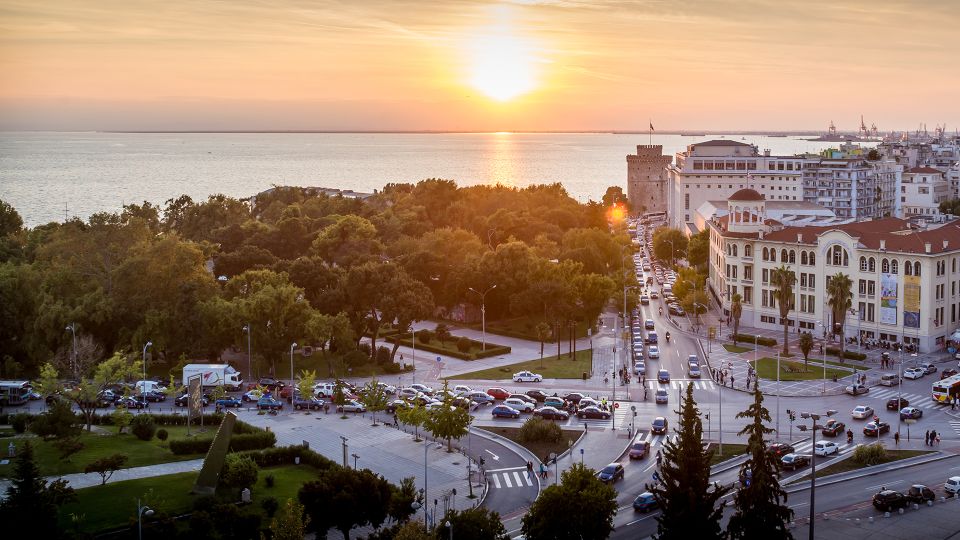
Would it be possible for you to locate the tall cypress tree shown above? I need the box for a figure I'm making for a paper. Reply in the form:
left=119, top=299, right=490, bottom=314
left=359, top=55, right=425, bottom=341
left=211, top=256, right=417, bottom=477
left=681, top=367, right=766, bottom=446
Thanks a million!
left=653, top=383, right=728, bottom=540
left=728, top=388, right=794, bottom=539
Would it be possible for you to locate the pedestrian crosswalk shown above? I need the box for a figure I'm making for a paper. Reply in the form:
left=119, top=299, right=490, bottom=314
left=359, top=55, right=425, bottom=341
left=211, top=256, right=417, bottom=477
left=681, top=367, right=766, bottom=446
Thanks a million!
left=949, top=421, right=960, bottom=435
left=486, top=466, right=537, bottom=489
left=635, top=430, right=678, bottom=449
left=790, top=439, right=857, bottom=457
left=866, top=387, right=932, bottom=407
left=645, top=380, right=716, bottom=391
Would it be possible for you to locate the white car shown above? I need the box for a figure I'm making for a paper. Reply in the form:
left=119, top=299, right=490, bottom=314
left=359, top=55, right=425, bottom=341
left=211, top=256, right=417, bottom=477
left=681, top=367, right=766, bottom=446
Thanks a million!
left=814, top=441, right=839, bottom=456
left=376, top=382, right=397, bottom=395
left=851, top=405, right=874, bottom=419
left=513, top=371, right=543, bottom=383
left=453, top=385, right=473, bottom=395
left=503, top=398, right=534, bottom=413
left=647, top=346, right=660, bottom=359
left=409, top=383, right=434, bottom=395
left=945, top=476, right=960, bottom=495
left=903, top=367, right=925, bottom=380
left=634, top=361, right=646, bottom=375
left=844, top=384, right=869, bottom=396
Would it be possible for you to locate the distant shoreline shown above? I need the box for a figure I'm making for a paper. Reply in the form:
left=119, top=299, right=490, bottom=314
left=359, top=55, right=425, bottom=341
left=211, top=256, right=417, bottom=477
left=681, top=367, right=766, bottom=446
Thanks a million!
left=3, top=129, right=828, bottom=136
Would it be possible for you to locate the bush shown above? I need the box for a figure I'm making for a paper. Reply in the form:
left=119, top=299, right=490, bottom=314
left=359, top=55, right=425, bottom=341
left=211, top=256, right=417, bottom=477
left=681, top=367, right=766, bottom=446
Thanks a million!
left=343, top=350, right=369, bottom=368
left=156, top=428, right=169, bottom=441
left=28, top=400, right=79, bottom=439
left=825, top=347, right=867, bottom=361
left=261, top=496, right=279, bottom=517
left=265, top=473, right=275, bottom=488
left=220, top=453, right=259, bottom=490
left=130, top=414, right=157, bottom=441
left=518, top=417, right=563, bottom=444
left=10, top=413, right=29, bottom=434
left=358, top=342, right=373, bottom=357
left=730, top=334, right=777, bottom=347
left=852, top=442, right=887, bottom=466
left=238, top=445, right=337, bottom=470
left=168, top=430, right=277, bottom=455
left=417, top=330, right=433, bottom=344
left=456, top=336, right=472, bottom=353
left=376, top=346, right=392, bottom=365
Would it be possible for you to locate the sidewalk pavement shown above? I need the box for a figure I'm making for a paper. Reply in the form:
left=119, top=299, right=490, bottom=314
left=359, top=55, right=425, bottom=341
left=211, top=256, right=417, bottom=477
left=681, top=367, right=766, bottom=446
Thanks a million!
left=0, top=457, right=204, bottom=497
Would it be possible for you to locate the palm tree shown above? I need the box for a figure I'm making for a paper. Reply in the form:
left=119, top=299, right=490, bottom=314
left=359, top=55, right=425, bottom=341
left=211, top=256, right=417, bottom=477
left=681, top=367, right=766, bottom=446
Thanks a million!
left=730, top=293, right=743, bottom=345
left=770, top=265, right=796, bottom=356
left=828, top=273, right=854, bottom=360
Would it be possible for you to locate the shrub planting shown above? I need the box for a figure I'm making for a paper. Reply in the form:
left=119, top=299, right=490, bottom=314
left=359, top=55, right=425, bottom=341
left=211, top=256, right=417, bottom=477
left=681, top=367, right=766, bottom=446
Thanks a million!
left=518, top=417, right=563, bottom=444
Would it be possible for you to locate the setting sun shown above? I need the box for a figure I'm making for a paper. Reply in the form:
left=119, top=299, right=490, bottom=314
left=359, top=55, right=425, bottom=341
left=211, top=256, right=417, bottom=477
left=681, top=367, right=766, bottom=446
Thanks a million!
left=469, top=33, right=538, bottom=101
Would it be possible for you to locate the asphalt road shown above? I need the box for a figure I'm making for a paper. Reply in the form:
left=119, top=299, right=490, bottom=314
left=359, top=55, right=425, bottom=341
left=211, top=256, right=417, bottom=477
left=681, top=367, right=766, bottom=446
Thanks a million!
left=462, top=430, right=540, bottom=523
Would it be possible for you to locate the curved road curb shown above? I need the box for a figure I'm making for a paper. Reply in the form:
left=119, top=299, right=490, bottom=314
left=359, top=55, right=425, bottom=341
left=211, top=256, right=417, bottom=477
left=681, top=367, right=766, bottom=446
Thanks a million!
left=784, top=450, right=952, bottom=493
left=472, top=427, right=543, bottom=496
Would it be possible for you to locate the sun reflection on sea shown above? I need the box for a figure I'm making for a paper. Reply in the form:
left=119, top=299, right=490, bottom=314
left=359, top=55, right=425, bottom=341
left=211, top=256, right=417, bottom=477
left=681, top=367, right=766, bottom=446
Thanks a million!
left=487, top=131, right=517, bottom=187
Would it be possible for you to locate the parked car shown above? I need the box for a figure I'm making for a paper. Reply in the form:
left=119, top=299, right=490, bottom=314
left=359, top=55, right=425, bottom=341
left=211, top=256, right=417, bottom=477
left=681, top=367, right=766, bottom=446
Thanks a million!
left=941, top=368, right=959, bottom=379
left=464, top=391, right=494, bottom=405
left=543, top=396, right=565, bottom=408
left=863, top=421, right=891, bottom=437
left=655, top=389, right=668, bottom=404
left=814, top=441, right=839, bottom=456
left=944, top=476, right=960, bottom=495
left=115, top=396, right=148, bottom=409
left=781, top=453, right=810, bottom=471
left=143, top=390, right=167, bottom=402
left=525, top=390, right=548, bottom=402
left=175, top=393, right=209, bottom=407
left=577, top=406, right=611, bottom=420
left=657, top=369, right=670, bottom=383
left=503, top=398, right=534, bottom=413
left=872, top=489, right=908, bottom=512
left=647, top=346, right=660, bottom=359
left=242, top=389, right=263, bottom=402
left=508, top=393, right=537, bottom=405
left=513, top=371, right=543, bottom=383
left=486, top=387, right=511, bottom=400
left=491, top=405, right=521, bottom=419
left=767, top=443, right=795, bottom=458
left=845, top=384, right=869, bottom=396
left=255, top=378, right=285, bottom=390
left=597, top=463, right=625, bottom=483
left=257, top=396, right=284, bottom=410
left=385, top=399, right=412, bottom=414
left=409, top=383, right=434, bottom=395
left=215, top=396, right=243, bottom=408
left=633, top=492, right=658, bottom=512
left=533, top=406, right=570, bottom=420
left=339, top=400, right=366, bottom=413
left=451, top=397, right=478, bottom=410
left=899, top=407, right=923, bottom=420
left=629, top=440, right=651, bottom=460
left=820, top=419, right=845, bottom=437
left=851, top=405, right=874, bottom=419
left=291, top=395, right=323, bottom=410
left=903, top=367, right=925, bottom=380
left=453, top=384, right=473, bottom=395
left=919, top=362, right=937, bottom=374
left=886, top=397, right=909, bottom=410
left=651, top=416, right=668, bottom=434
left=905, top=484, right=936, bottom=503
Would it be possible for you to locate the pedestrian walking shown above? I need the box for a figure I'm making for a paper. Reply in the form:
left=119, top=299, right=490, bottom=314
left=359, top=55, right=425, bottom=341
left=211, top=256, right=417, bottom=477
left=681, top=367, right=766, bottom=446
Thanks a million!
left=819, top=343, right=824, bottom=354
left=894, top=431, right=900, bottom=445
left=539, top=462, right=547, bottom=479
left=932, top=430, right=938, bottom=445
left=731, top=376, right=735, bottom=388
left=526, top=461, right=533, bottom=479
left=925, top=430, right=931, bottom=445
left=936, top=434, right=941, bottom=445
left=393, top=413, right=399, bottom=427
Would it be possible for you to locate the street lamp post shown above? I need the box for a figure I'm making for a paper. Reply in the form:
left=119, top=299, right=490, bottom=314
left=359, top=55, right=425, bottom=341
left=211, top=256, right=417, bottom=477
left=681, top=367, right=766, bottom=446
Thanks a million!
left=65, top=323, right=78, bottom=378
left=412, top=327, right=417, bottom=385
left=352, top=453, right=359, bottom=469
left=141, top=342, right=152, bottom=399
left=468, top=285, right=497, bottom=352
left=818, top=321, right=827, bottom=393
left=137, top=498, right=154, bottom=540
left=289, top=342, right=298, bottom=408
left=242, top=324, right=252, bottom=381
left=798, top=410, right=837, bottom=540
left=445, top=520, right=453, bottom=540
left=775, top=352, right=781, bottom=439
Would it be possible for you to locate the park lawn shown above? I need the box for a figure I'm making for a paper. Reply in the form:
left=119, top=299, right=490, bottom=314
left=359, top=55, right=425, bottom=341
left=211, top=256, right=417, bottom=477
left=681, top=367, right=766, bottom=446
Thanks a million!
left=754, top=357, right=850, bottom=381
left=0, top=426, right=202, bottom=478
left=801, top=357, right=867, bottom=370
left=448, top=349, right=593, bottom=380
left=723, top=344, right=753, bottom=353
left=706, top=443, right=749, bottom=466
left=481, top=426, right=581, bottom=464
left=472, top=316, right=590, bottom=341
left=58, top=464, right=322, bottom=534
left=810, top=449, right=932, bottom=479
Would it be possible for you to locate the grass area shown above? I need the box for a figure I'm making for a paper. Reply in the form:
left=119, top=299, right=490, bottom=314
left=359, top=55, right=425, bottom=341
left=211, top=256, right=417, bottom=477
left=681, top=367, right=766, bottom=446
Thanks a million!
left=58, top=464, right=321, bottom=534
left=811, top=449, right=932, bottom=479
left=706, top=443, right=749, bottom=466
left=448, top=349, right=593, bottom=380
left=723, top=344, right=753, bottom=353
left=754, top=357, right=850, bottom=381
left=468, top=316, right=591, bottom=341
left=480, top=426, right=581, bottom=463
left=800, top=356, right=866, bottom=370
left=0, top=426, right=204, bottom=478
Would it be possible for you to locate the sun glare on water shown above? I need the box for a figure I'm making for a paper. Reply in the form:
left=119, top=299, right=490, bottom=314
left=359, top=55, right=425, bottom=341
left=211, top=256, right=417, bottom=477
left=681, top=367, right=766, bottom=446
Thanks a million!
left=469, top=33, right=538, bottom=101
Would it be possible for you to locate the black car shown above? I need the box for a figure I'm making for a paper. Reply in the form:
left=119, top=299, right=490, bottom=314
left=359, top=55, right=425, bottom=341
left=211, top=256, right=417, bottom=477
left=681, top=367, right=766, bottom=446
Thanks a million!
left=597, top=463, right=625, bottom=483
left=562, top=392, right=586, bottom=404
left=175, top=393, right=210, bottom=407
left=864, top=421, right=891, bottom=437
left=767, top=443, right=795, bottom=458
left=872, top=490, right=908, bottom=512
left=820, top=419, right=845, bottom=437
left=257, top=378, right=286, bottom=389
left=143, top=390, right=167, bottom=402
left=905, top=484, right=936, bottom=503
left=534, top=406, right=570, bottom=420
left=576, top=406, right=611, bottom=420
left=651, top=416, right=668, bottom=434
left=525, top=390, right=548, bottom=402
left=115, top=396, right=148, bottom=409
left=780, top=453, right=810, bottom=471
left=886, top=397, right=909, bottom=410
left=451, top=397, right=476, bottom=410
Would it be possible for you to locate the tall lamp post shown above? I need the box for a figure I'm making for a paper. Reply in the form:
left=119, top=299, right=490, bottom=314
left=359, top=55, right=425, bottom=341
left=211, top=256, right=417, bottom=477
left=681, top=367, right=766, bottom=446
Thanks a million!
left=468, top=285, right=497, bottom=351
left=137, top=498, right=154, bottom=540
left=242, top=324, right=252, bottom=381
left=817, top=321, right=827, bottom=393
left=289, top=342, right=298, bottom=400
left=797, top=409, right=837, bottom=540
left=65, top=323, right=78, bottom=379
left=141, top=342, right=152, bottom=399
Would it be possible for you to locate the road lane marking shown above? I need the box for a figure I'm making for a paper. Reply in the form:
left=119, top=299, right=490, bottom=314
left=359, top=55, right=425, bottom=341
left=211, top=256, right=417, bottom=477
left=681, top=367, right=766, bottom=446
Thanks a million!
left=486, top=466, right=525, bottom=473
left=865, top=480, right=902, bottom=491
left=503, top=473, right=512, bottom=488
left=523, top=473, right=533, bottom=486
left=492, top=474, right=501, bottom=488
left=485, top=449, right=500, bottom=461
left=513, top=471, right=524, bottom=486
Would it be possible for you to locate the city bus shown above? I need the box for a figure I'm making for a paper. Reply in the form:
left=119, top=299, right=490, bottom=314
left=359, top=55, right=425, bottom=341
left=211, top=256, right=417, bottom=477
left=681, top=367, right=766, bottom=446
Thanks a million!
left=0, top=380, right=32, bottom=406
left=932, top=374, right=960, bottom=404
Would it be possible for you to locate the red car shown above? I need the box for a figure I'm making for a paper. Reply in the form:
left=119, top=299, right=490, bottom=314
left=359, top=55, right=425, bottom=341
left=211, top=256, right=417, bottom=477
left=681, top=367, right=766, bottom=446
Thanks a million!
left=487, top=387, right=510, bottom=400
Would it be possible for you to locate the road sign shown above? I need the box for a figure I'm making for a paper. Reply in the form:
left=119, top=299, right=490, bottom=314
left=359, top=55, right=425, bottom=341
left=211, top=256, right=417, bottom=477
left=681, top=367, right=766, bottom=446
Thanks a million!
left=708, top=326, right=716, bottom=339
left=436, top=356, right=441, bottom=363
left=614, top=402, right=620, bottom=409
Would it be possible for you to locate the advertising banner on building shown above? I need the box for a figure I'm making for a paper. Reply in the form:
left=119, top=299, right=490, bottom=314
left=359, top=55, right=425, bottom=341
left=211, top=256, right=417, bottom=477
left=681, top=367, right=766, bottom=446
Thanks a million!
left=880, top=273, right=898, bottom=325
left=903, top=275, right=921, bottom=328
left=188, top=375, right=203, bottom=420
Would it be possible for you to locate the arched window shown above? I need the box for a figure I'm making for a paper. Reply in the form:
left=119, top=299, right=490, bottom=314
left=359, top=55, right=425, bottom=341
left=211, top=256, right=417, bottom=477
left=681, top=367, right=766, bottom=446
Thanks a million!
left=744, top=245, right=752, bottom=257
left=868, top=257, right=876, bottom=272
left=733, top=244, right=738, bottom=257
left=914, top=261, right=921, bottom=276
left=860, top=256, right=867, bottom=271
left=905, top=261, right=912, bottom=276
left=781, top=249, right=788, bottom=263
left=830, top=246, right=849, bottom=266
left=801, top=251, right=808, bottom=265
left=762, top=247, right=768, bottom=261
left=809, top=252, right=815, bottom=265
left=789, top=250, right=796, bottom=264
left=882, top=258, right=889, bottom=273
left=892, top=260, right=899, bottom=274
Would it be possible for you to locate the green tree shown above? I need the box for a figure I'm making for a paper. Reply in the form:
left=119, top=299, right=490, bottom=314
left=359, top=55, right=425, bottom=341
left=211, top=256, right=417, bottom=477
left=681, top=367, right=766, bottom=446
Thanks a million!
left=267, top=498, right=310, bottom=540
left=652, top=227, right=688, bottom=266
left=0, top=442, right=76, bottom=538
left=297, top=369, right=318, bottom=405
left=799, top=332, right=814, bottom=364
left=728, top=388, right=793, bottom=539
left=221, top=454, right=259, bottom=491
left=393, top=520, right=433, bottom=540
left=233, top=272, right=312, bottom=376
left=652, top=383, right=728, bottom=539
left=311, top=214, right=384, bottom=268
left=827, top=273, right=854, bottom=360
left=520, top=463, right=617, bottom=540
left=387, top=476, right=419, bottom=524
left=44, top=353, right=141, bottom=431
left=423, top=381, right=473, bottom=452
left=84, top=453, right=128, bottom=486
left=686, top=229, right=710, bottom=269
left=364, top=378, right=389, bottom=425
left=110, top=404, right=133, bottom=434
left=730, top=293, right=743, bottom=345
left=601, top=186, right=631, bottom=213
left=397, top=402, right=429, bottom=442
left=298, top=467, right=393, bottom=540
left=29, top=399, right=80, bottom=440
left=0, top=199, right=23, bottom=237
left=438, top=507, right=509, bottom=540
left=770, top=265, right=796, bottom=355
left=435, top=323, right=452, bottom=345
left=535, top=322, right=552, bottom=367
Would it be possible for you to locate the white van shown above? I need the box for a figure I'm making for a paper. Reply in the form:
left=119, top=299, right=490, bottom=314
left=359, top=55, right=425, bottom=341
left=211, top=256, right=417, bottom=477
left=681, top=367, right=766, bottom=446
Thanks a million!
left=879, top=373, right=899, bottom=387
left=134, top=380, right=166, bottom=394
left=312, top=382, right=337, bottom=398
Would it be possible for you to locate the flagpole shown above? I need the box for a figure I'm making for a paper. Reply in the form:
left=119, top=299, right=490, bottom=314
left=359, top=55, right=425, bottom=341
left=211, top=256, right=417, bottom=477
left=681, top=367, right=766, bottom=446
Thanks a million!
left=649, top=119, right=652, bottom=145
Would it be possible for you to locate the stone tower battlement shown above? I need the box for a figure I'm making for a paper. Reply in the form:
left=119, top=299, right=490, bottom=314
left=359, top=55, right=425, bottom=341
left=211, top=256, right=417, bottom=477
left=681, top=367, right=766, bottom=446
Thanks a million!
left=627, top=144, right=671, bottom=215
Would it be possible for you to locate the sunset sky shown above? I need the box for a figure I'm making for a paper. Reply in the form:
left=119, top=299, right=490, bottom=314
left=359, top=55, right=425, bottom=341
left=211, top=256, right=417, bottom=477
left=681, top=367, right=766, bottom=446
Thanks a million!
left=1, top=0, right=957, bottom=132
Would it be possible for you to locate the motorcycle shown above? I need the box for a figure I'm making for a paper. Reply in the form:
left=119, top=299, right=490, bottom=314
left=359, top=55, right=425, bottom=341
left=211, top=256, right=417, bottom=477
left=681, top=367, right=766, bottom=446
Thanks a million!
left=665, top=332, right=671, bottom=343
left=658, top=307, right=663, bottom=316
left=847, top=430, right=854, bottom=444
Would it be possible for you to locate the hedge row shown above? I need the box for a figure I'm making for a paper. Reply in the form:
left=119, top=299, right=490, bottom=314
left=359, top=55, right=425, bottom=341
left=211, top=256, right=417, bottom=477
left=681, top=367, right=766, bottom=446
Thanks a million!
left=730, top=334, right=777, bottom=347
left=387, top=335, right=511, bottom=360
left=82, top=412, right=261, bottom=434
left=825, top=347, right=868, bottom=361
left=238, top=444, right=338, bottom=471
left=168, top=430, right=277, bottom=455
